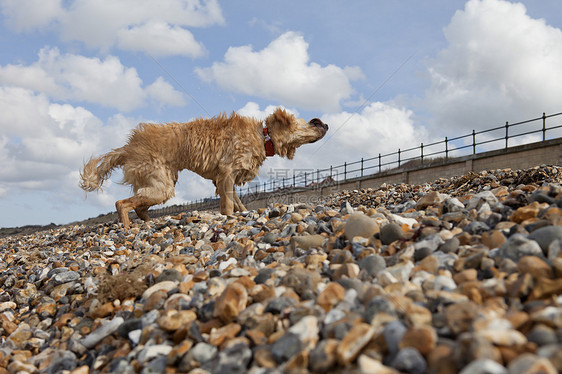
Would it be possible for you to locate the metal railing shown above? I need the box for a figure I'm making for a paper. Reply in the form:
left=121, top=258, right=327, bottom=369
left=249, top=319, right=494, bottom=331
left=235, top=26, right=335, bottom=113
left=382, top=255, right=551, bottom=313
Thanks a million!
left=153, top=111, right=562, bottom=215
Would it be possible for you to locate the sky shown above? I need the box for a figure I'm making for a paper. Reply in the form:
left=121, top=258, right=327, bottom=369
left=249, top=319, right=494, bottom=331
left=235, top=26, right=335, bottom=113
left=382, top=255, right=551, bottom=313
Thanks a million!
left=1, top=0, right=562, bottom=228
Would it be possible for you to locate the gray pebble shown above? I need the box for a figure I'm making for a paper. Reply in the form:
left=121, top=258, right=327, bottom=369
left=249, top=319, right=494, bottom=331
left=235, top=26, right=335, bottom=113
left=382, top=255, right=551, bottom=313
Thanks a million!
left=384, top=320, right=407, bottom=355
left=81, top=316, right=124, bottom=349
left=380, top=223, right=405, bottom=245
left=390, top=347, right=427, bottom=374
left=439, top=237, right=460, bottom=253
left=358, top=254, right=386, bottom=276
left=496, top=233, right=543, bottom=261
left=528, top=225, right=562, bottom=254
left=53, top=271, right=80, bottom=284
left=271, top=333, right=303, bottom=363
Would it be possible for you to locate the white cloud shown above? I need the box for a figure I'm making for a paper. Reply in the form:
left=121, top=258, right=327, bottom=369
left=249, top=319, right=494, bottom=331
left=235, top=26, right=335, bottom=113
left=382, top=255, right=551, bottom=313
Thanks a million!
left=117, top=21, right=206, bottom=58
left=320, top=102, right=426, bottom=162
left=0, top=0, right=63, bottom=32
left=0, top=86, right=135, bottom=204
left=425, top=0, right=562, bottom=134
left=196, top=32, right=363, bottom=112
left=236, top=101, right=298, bottom=120
left=0, top=47, right=185, bottom=111
left=0, top=0, right=224, bottom=57
left=146, top=77, right=187, bottom=108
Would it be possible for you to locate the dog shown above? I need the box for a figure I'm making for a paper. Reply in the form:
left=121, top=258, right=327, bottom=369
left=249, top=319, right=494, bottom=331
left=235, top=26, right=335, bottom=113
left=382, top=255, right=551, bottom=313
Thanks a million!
left=80, top=108, right=328, bottom=229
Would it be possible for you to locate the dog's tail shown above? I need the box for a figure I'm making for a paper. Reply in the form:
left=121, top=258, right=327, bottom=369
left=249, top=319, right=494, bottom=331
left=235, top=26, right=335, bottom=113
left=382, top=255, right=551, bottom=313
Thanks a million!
left=79, top=148, right=125, bottom=192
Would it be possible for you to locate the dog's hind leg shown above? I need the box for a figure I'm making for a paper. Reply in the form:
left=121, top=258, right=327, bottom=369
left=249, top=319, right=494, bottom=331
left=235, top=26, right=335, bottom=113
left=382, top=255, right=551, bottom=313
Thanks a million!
left=116, top=196, right=156, bottom=230
left=135, top=206, right=150, bottom=221
left=116, top=177, right=175, bottom=229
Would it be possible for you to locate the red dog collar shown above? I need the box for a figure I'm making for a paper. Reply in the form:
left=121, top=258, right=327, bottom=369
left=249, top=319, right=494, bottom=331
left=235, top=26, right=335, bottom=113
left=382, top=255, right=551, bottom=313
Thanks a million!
left=263, top=127, right=275, bottom=157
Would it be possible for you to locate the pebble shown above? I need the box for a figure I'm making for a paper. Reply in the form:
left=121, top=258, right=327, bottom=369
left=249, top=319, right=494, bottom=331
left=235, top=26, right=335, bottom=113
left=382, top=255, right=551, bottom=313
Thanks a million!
left=0, top=165, right=561, bottom=372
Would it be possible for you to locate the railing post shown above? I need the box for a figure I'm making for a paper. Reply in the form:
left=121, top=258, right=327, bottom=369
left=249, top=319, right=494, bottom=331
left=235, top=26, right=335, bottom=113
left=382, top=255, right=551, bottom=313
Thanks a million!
left=378, top=153, right=381, bottom=173
left=398, top=148, right=401, bottom=167
left=316, top=169, right=319, bottom=185
left=472, top=130, right=476, bottom=154
left=542, top=112, right=546, bottom=141
left=505, top=121, right=509, bottom=149
left=361, top=158, right=364, bottom=177
left=445, top=137, right=448, bottom=160
left=344, top=162, right=347, bottom=182
left=293, top=170, right=296, bottom=187
left=420, top=143, right=424, bottom=165
left=304, top=172, right=307, bottom=187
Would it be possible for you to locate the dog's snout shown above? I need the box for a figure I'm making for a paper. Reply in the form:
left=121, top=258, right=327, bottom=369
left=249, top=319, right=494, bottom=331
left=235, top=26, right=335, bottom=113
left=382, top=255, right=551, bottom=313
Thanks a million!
left=309, top=118, right=328, bottom=131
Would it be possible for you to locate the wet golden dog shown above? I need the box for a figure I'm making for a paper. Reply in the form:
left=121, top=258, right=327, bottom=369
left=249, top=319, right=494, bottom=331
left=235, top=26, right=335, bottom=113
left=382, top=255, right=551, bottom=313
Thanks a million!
left=80, top=108, right=328, bottom=229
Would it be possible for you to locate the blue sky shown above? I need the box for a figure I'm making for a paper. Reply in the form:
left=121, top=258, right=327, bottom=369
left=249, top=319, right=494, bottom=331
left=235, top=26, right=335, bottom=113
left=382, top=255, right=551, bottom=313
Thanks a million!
left=1, top=0, right=562, bottom=227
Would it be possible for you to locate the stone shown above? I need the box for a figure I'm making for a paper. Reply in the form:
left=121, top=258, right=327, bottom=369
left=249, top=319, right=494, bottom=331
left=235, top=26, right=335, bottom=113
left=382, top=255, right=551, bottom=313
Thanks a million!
left=336, top=323, right=375, bottom=365
left=416, top=191, right=444, bottom=209
left=444, top=197, right=465, bottom=213
left=81, top=317, right=124, bottom=349
left=52, top=270, right=80, bottom=284
left=290, top=234, right=325, bottom=251
left=344, top=212, right=380, bottom=241
left=142, top=280, right=178, bottom=300
left=507, top=353, right=557, bottom=374
left=380, top=223, right=405, bottom=245
left=390, top=347, right=427, bottom=374
left=358, top=254, right=386, bottom=276
left=358, top=355, right=400, bottom=374
left=209, top=323, right=241, bottom=346
left=445, top=301, right=479, bottom=334
left=459, top=359, right=507, bottom=374
left=527, top=324, right=557, bottom=346
left=496, top=234, right=543, bottom=261
left=528, top=225, right=562, bottom=254
left=399, top=326, right=437, bottom=355
left=481, top=230, right=506, bottom=249
left=439, top=237, right=460, bottom=253
left=214, top=282, right=248, bottom=323
left=288, top=315, right=319, bottom=349
left=157, top=310, right=197, bottom=331
left=271, top=333, right=303, bottom=363
left=467, top=191, right=498, bottom=210
left=517, top=256, right=553, bottom=279
left=317, top=282, right=346, bottom=312
left=156, top=268, right=183, bottom=283
left=510, top=202, right=541, bottom=223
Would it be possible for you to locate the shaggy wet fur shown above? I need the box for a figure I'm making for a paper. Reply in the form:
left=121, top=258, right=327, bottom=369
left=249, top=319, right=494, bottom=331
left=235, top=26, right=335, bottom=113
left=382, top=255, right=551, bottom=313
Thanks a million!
left=80, top=108, right=328, bottom=229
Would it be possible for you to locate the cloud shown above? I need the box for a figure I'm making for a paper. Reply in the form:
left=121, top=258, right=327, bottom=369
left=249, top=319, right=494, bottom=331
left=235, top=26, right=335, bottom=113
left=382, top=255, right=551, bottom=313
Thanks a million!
left=425, top=0, right=562, bottom=134
left=0, top=86, right=135, bottom=203
left=0, top=0, right=63, bottom=32
left=116, top=21, right=206, bottom=58
left=196, top=32, right=363, bottom=113
left=320, top=102, right=426, bottom=163
left=0, top=0, right=224, bottom=57
left=146, top=77, right=187, bottom=108
left=236, top=101, right=299, bottom=120
left=0, top=47, right=185, bottom=111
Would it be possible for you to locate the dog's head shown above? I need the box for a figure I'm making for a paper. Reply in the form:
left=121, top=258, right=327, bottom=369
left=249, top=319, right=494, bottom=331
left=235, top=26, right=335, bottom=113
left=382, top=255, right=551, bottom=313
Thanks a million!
left=265, top=108, right=328, bottom=159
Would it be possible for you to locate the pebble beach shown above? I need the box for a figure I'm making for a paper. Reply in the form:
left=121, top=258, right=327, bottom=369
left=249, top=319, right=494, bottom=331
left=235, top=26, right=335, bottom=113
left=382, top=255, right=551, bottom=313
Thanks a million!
left=1, top=165, right=562, bottom=374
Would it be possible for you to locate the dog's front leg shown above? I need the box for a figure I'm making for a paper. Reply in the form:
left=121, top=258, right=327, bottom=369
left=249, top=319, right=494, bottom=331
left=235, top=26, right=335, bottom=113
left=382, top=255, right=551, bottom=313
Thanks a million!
left=217, top=174, right=235, bottom=215
left=233, top=189, right=247, bottom=212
